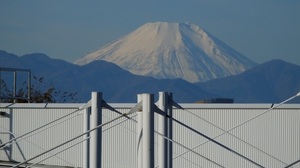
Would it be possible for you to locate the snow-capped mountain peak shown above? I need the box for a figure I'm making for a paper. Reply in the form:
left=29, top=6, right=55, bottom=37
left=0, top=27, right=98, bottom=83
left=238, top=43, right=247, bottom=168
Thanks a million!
left=75, top=22, right=256, bottom=82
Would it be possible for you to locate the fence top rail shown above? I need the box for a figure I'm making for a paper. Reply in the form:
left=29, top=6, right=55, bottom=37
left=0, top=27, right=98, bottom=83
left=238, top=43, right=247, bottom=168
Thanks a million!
left=174, top=103, right=300, bottom=109
left=0, top=103, right=85, bottom=109
left=0, top=102, right=299, bottom=109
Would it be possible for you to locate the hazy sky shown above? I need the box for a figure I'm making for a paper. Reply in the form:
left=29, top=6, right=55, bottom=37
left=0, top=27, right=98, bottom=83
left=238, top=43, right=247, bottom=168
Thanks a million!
left=1, top=0, right=300, bottom=65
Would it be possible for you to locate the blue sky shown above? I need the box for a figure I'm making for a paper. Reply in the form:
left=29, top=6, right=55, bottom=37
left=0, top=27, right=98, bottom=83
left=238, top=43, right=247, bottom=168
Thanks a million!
left=1, top=0, right=300, bottom=65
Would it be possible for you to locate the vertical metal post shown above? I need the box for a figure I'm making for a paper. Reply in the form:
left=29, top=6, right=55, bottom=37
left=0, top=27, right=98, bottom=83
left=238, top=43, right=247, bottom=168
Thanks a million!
left=167, top=93, right=173, bottom=168
left=83, top=108, right=90, bottom=168
left=90, top=92, right=102, bottom=168
left=158, top=92, right=168, bottom=168
left=27, top=70, right=31, bottom=103
left=8, top=109, right=13, bottom=161
left=137, top=94, right=143, bottom=168
left=13, top=71, right=17, bottom=103
left=142, top=93, right=154, bottom=168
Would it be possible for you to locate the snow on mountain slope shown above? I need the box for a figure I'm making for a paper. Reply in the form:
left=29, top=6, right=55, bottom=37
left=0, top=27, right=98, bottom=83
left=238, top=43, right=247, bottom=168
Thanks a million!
left=75, top=22, right=256, bottom=82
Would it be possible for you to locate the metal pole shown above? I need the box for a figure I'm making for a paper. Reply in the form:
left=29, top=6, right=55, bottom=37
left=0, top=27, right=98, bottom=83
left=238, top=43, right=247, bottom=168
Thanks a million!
left=137, top=94, right=143, bottom=168
left=90, top=92, right=102, bottom=168
left=142, top=93, right=154, bottom=168
left=83, top=108, right=90, bottom=168
left=13, top=71, right=16, bottom=103
left=167, top=93, right=173, bottom=168
left=27, top=70, right=31, bottom=103
left=158, top=92, right=168, bottom=168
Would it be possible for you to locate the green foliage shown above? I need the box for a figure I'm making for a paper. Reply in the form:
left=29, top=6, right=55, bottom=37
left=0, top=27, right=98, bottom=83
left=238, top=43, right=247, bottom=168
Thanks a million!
left=0, top=76, right=78, bottom=103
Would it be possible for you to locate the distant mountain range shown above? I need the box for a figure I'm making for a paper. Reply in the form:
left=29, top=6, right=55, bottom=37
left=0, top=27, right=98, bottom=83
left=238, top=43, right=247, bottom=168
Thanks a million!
left=75, top=22, right=256, bottom=83
left=0, top=50, right=215, bottom=102
left=197, top=59, right=300, bottom=103
left=1, top=50, right=299, bottom=103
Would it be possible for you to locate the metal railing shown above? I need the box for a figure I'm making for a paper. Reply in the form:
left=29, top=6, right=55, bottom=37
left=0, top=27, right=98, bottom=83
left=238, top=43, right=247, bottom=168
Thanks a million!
left=0, top=67, right=31, bottom=103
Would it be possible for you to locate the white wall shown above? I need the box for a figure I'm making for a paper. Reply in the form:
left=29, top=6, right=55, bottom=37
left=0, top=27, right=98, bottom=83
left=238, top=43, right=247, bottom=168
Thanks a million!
left=1, top=103, right=299, bottom=168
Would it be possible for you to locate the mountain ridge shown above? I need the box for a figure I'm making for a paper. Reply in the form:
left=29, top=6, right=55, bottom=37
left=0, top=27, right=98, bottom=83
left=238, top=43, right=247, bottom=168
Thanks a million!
left=0, top=51, right=216, bottom=102
left=197, top=59, right=300, bottom=103
left=75, top=22, right=256, bottom=83
left=1, top=50, right=299, bottom=103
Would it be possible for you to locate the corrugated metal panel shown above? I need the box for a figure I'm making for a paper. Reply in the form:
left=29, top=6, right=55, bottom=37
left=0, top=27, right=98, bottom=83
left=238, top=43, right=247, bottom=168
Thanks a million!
left=0, top=108, right=12, bottom=162
left=0, top=104, right=85, bottom=167
left=101, top=108, right=137, bottom=168
left=172, top=105, right=300, bottom=168
left=1, top=103, right=300, bottom=168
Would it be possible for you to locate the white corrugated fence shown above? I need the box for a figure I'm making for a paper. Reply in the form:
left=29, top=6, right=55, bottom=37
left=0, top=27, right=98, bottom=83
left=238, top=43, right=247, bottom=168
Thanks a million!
left=0, top=92, right=299, bottom=168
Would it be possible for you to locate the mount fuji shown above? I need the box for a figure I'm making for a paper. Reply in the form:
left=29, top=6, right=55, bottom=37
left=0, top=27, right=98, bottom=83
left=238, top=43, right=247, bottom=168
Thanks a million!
left=1, top=50, right=299, bottom=103
left=76, top=22, right=256, bottom=82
